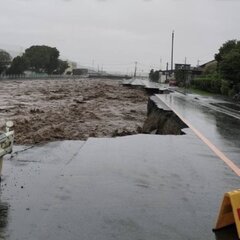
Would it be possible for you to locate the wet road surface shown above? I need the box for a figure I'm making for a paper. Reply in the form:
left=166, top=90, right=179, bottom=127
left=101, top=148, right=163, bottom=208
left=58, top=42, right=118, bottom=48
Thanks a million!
left=0, top=132, right=240, bottom=239
left=157, top=92, right=240, bottom=168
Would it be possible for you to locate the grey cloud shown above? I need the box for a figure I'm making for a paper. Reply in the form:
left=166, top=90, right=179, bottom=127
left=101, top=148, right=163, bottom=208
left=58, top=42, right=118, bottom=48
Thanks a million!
left=1, top=0, right=240, bottom=73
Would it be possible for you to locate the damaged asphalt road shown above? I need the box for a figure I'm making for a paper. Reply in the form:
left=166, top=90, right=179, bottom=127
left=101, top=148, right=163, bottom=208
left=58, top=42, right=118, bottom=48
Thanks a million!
left=157, top=92, right=240, bottom=166
left=1, top=132, right=240, bottom=240
left=1, top=79, right=240, bottom=240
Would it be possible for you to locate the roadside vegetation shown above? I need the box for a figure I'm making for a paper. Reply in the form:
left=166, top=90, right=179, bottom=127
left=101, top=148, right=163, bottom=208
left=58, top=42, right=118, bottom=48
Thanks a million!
left=0, top=50, right=11, bottom=74
left=149, top=69, right=160, bottom=82
left=191, top=40, right=240, bottom=98
left=180, top=87, right=217, bottom=97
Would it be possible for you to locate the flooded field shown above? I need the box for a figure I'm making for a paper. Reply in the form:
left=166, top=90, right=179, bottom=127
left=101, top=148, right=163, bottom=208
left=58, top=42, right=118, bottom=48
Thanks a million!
left=0, top=78, right=148, bottom=144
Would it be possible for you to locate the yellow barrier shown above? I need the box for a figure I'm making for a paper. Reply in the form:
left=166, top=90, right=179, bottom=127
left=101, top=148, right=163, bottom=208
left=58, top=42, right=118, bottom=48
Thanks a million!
left=214, top=190, right=240, bottom=238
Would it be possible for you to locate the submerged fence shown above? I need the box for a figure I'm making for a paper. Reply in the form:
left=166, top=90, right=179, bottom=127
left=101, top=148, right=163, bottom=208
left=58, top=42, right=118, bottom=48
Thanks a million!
left=0, top=73, right=131, bottom=81
left=0, top=74, right=82, bottom=80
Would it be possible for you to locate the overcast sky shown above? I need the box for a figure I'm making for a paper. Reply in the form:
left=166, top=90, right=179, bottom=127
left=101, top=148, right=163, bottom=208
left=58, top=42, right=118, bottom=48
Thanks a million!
left=1, top=0, right=240, bottom=73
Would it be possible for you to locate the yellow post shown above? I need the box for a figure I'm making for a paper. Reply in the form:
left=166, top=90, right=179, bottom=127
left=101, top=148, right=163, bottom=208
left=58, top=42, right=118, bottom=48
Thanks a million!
left=214, top=189, right=240, bottom=238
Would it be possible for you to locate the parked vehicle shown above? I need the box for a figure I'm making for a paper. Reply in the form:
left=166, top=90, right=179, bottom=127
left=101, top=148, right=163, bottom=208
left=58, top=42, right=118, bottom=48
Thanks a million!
left=169, top=80, right=177, bottom=86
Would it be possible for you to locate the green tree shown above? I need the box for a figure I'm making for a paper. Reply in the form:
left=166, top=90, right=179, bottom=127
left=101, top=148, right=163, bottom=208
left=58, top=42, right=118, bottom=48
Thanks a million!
left=149, top=69, right=159, bottom=82
left=54, top=60, right=69, bottom=74
left=215, top=39, right=240, bottom=94
left=219, top=50, right=240, bottom=84
left=24, top=45, right=60, bottom=74
left=0, top=50, right=11, bottom=74
left=175, top=69, right=185, bottom=84
left=149, top=69, right=154, bottom=80
left=6, top=56, right=28, bottom=75
left=215, top=40, right=238, bottom=62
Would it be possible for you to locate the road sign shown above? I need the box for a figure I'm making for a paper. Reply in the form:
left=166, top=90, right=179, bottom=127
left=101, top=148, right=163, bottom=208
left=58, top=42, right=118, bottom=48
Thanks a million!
left=214, top=189, right=240, bottom=238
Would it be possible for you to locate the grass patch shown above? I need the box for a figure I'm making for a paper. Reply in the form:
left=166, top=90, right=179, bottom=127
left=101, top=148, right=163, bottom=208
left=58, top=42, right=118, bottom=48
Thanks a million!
left=183, top=87, right=217, bottom=96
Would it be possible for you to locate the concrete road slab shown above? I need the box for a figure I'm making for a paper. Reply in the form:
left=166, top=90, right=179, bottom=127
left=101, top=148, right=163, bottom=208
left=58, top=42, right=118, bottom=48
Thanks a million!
left=156, top=93, right=240, bottom=166
left=0, top=133, right=239, bottom=239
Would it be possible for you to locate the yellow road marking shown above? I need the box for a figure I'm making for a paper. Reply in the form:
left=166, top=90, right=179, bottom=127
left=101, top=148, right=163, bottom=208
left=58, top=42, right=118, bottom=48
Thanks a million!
left=162, top=99, right=240, bottom=177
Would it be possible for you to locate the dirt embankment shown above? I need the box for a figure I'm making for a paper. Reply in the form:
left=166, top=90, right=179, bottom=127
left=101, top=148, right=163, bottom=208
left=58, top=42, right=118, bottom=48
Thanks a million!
left=0, top=78, right=148, bottom=145
left=142, top=96, right=187, bottom=135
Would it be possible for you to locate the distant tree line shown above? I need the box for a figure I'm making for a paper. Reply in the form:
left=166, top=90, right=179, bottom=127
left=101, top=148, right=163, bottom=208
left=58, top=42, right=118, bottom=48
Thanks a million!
left=149, top=69, right=160, bottom=82
left=0, top=45, right=69, bottom=76
left=191, top=39, right=240, bottom=97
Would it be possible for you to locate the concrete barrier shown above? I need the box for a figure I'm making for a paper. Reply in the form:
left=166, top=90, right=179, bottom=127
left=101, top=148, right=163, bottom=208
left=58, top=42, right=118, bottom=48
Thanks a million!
left=0, top=121, right=14, bottom=181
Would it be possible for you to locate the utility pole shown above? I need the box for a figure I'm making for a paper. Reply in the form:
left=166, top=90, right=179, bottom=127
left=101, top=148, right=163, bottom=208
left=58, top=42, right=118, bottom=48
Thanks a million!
left=171, top=30, right=174, bottom=73
left=197, top=59, right=200, bottom=67
left=134, top=61, right=138, bottom=78
left=166, top=62, right=169, bottom=82
left=184, top=57, right=187, bottom=92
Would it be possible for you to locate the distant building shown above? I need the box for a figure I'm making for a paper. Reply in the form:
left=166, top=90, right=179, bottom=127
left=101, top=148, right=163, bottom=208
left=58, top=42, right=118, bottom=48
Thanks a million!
left=198, top=60, right=217, bottom=70
left=155, top=60, right=217, bottom=84
left=64, top=61, right=77, bottom=75
left=72, top=68, right=89, bottom=76
left=175, top=63, right=191, bottom=71
left=196, top=60, right=217, bottom=76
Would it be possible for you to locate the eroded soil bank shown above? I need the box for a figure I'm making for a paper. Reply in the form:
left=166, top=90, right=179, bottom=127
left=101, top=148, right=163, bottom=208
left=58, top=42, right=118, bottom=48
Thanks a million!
left=0, top=78, right=148, bottom=144
left=142, top=96, right=188, bottom=135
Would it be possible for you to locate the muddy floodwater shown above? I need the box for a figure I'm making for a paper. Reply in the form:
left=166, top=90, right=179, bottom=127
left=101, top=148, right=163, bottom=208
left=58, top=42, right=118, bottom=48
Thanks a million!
left=0, top=78, right=148, bottom=144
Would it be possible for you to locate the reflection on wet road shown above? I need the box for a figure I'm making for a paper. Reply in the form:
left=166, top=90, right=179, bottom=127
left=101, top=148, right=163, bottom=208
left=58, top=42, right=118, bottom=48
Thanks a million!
left=157, top=93, right=240, bottom=167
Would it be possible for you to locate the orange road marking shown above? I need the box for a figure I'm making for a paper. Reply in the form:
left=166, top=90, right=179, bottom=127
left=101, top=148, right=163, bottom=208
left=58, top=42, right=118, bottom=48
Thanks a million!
left=162, top=99, right=240, bottom=177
